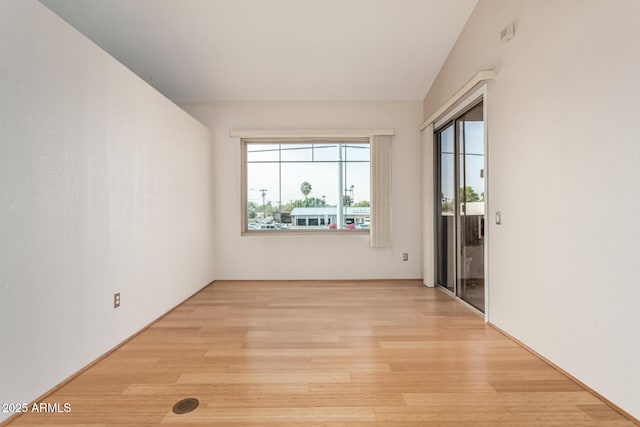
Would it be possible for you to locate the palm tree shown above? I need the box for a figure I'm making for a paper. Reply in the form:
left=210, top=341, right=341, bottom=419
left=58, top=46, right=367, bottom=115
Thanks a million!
left=300, top=181, right=312, bottom=200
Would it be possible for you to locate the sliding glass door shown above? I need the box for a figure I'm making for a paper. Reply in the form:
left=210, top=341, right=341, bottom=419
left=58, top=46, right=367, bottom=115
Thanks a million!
left=435, top=101, right=485, bottom=312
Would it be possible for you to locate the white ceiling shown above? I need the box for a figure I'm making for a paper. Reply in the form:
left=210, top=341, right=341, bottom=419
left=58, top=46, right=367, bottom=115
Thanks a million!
left=40, top=0, right=477, bottom=102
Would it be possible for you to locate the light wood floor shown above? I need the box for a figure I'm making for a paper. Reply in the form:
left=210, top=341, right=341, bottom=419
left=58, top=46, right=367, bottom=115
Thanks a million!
left=8, top=280, right=636, bottom=426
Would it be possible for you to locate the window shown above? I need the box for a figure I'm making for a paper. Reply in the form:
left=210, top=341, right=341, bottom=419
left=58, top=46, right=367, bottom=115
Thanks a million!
left=243, top=140, right=371, bottom=233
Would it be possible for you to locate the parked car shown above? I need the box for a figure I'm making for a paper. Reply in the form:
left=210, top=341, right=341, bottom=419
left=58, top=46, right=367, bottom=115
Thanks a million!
left=328, top=223, right=356, bottom=230
left=256, top=223, right=277, bottom=230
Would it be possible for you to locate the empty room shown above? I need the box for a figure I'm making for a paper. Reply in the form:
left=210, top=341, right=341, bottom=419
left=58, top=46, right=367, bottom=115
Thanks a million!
left=1, top=0, right=639, bottom=425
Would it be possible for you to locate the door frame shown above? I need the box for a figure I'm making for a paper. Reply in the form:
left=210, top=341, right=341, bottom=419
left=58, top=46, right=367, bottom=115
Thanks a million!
left=433, top=84, right=489, bottom=321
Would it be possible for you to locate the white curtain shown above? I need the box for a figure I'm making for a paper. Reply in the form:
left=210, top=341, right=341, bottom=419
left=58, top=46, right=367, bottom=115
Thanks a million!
left=369, top=135, right=392, bottom=247
left=422, top=124, right=435, bottom=286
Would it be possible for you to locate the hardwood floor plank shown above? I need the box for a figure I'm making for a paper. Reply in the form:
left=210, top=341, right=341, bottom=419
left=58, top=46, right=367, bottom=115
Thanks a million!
left=176, top=372, right=350, bottom=385
left=161, top=407, right=376, bottom=423
left=204, top=348, right=353, bottom=357
left=403, top=391, right=602, bottom=406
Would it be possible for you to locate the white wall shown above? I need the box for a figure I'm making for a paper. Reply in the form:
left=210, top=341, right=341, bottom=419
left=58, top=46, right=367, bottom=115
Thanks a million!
left=424, top=0, right=640, bottom=419
left=0, top=1, right=215, bottom=421
left=180, top=101, right=423, bottom=280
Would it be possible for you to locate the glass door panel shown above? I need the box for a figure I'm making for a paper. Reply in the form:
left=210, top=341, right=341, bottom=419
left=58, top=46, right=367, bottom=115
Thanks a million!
left=456, top=102, right=485, bottom=312
left=436, top=124, right=455, bottom=292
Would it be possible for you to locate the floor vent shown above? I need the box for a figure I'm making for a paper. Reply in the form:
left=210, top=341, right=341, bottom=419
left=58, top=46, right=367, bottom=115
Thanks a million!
left=172, top=398, right=199, bottom=414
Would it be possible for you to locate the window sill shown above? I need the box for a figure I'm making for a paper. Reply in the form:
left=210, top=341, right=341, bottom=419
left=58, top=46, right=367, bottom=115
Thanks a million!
left=242, top=229, right=370, bottom=236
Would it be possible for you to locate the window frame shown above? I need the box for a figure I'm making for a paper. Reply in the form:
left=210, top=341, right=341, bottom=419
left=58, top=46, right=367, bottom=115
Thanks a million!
left=241, top=137, right=372, bottom=236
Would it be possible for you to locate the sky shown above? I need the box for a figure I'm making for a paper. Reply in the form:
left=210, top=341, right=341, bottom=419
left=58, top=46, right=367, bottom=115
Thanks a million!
left=247, top=143, right=370, bottom=206
left=440, top=120, right=485, bottom=202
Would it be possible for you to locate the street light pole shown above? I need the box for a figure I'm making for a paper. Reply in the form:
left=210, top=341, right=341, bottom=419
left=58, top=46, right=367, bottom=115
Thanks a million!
left=277, top=200, right=281, bottom=223
left=260, top=189, right=267, bottom=220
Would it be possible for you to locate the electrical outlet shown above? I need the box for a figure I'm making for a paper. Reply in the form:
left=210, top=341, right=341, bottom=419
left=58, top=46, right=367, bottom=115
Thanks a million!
left=402, top=252, right=409, bottom=261
left=114, top=292, right=121, bottom=309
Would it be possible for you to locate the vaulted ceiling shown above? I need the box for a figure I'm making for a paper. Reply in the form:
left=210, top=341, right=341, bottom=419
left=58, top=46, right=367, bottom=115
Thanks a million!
left=40, top=0, right=477, bottom=101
